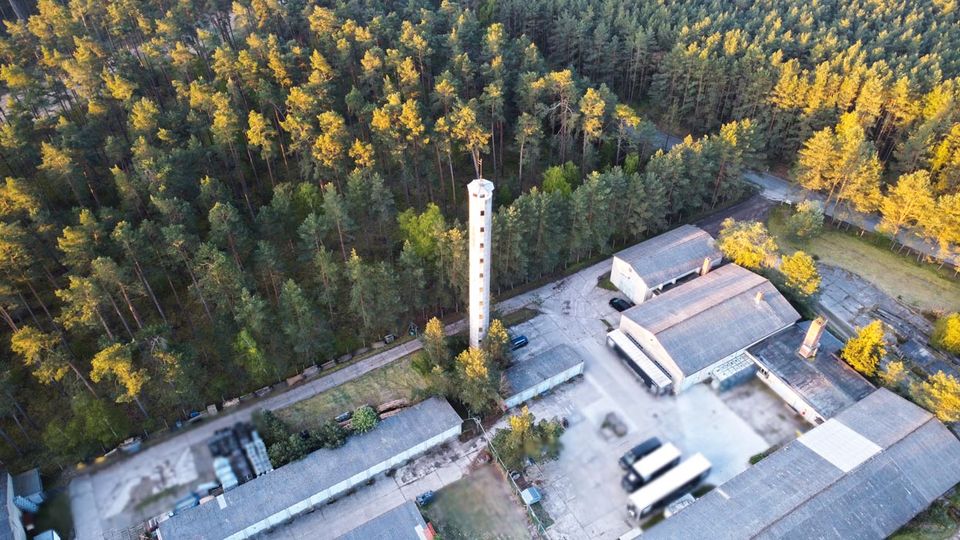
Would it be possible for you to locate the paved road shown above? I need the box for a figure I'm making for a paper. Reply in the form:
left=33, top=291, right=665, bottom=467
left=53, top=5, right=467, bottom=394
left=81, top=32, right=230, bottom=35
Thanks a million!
left=70, top=250, right=616, bottom=539
left=646, top=127, right=959, bottom=269
left=743, top=170, right=960, bottom=267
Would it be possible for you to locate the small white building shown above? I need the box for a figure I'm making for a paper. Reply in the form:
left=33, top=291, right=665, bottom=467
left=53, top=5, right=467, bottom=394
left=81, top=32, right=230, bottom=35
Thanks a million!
left=618, top=264, right=800, bottom=393
left=748, top=319, right=874, bottom=424
left=503, top=345, right=585, bottom=408
left=610, top=225, right=721, bottom=305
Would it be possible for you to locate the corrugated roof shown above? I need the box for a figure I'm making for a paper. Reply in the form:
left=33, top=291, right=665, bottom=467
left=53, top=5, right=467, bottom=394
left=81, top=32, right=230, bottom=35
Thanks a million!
left=1, top=468, right=15, bottom=540
left=12, top=469, right=41, bottom=498
left=158, top=398, right=461, bottom=540
left=614, top=225, right=721, bottom=288
left=749, top=322, right=874, bottom=419
left=646, top=388, right=960, bottom=540
left=336, top=501, right=427, bottom=540
left=622, top=264, right=800, bottom=376
left=504, top=344, right=584, bottom=397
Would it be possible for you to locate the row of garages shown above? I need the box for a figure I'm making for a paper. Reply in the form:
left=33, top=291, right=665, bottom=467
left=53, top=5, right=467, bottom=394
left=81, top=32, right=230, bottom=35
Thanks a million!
left=156, top=398, right=461, bottom=540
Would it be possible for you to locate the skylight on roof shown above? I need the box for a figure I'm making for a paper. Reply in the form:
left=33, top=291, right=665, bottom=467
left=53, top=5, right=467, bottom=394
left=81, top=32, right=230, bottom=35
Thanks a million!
left=798, top=419, right=881, bottom=472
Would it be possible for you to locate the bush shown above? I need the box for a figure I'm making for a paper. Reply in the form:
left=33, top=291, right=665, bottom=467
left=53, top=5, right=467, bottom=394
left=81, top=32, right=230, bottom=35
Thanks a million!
left=315, top=420, right=347, bottom=449
left=490, top=407, right=566, bottom=471
left=785, top=200, right=824, bottom=240
left=251, top=409, right=291, bottom=447
left=410, top=351, right=434, bottom=377
left=268, top=433, right=312, bottom=467
left=351, top=405, right=379, bottom=434
left=267, top=440, right=292, bottom=467
left=931, top=313, right=960, bottom=355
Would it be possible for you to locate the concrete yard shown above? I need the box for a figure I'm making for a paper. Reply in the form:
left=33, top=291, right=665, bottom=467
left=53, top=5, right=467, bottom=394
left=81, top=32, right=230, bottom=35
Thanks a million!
left=72, top=246, right=805, bottom=540
left=494, top=262, right=780, bottom=538
left=261, top=436, right=488, bottom=539
left=719, top=378, right=810, bottom=447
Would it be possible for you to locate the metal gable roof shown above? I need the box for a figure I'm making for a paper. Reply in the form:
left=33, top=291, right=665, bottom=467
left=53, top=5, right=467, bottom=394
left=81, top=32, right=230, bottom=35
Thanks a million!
left=646, top=389, right=960, bottom=540
left=622, top=264, right=800, bottom=375
left=614, top=225, right=721, bottom=288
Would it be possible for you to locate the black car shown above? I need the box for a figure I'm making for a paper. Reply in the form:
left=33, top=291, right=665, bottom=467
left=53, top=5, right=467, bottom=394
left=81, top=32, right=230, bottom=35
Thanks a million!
left=618, top=437, right=662, bottom=470
left=510, top=335, right=529, bottom=350
left=609, top=297, right=633, bottom=312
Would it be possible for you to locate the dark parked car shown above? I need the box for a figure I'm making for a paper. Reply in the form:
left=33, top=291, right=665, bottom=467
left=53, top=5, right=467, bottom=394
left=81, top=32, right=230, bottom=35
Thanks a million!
left=618, top=437, right=662, bottom=470
left=510, top=335, right=529, bottom=350
left=415, top=491, right=435, bottom=507
left=609, top=297, right=634, bottom=312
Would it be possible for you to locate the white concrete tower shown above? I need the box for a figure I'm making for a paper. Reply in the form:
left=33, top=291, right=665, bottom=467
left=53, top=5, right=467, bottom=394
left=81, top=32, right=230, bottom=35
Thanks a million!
left=468, top=179, right=494, bottom=348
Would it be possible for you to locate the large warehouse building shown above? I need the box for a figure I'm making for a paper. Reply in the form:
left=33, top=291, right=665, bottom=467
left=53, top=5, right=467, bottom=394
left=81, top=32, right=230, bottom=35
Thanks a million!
left=609, top=225, right=721, bottom=305
left=646, top=388, right=960, bottom=539
left=615, top=263, right=800, bottom=393
left=157, top=398, right=461, bottom=540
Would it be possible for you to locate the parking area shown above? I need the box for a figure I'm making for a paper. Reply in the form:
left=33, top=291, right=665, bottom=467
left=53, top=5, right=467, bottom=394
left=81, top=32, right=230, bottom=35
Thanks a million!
left=498, top=263, right=784, bottom=538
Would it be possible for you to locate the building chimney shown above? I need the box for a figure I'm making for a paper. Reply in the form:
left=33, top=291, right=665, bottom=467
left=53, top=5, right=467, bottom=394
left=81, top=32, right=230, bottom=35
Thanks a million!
left=701, top=257, right=712, bottom=276
left=754, top=291, right=764, bottom=306
left=798, top=317, right=826, bottom=359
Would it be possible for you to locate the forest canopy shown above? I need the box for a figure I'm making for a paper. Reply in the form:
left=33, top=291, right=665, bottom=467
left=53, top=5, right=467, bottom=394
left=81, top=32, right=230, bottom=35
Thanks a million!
left=0, top=0, right=958, bottom=467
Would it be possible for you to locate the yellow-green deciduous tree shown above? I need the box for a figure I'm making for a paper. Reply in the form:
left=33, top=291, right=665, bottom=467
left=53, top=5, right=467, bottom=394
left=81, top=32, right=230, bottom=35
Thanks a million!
left=879, top=360, right=906, bottom=389
left=841, top=320, right=886, bottom=377
left=483, top=319, right=509, bottom=368
left=422, top=317, right=448, bottom=367
left=878, top=170, right=935, bottom=237
left=717, top=218, right=778, bottom=270
left=931, top=313, right=960, bottom=354
left=912, top=371, right=960, bottom=423
left=780, top=251, right=821, bottom=297
left=785, top=200, right=824, bottom=240
left=454, top=346, right=498, bottom=414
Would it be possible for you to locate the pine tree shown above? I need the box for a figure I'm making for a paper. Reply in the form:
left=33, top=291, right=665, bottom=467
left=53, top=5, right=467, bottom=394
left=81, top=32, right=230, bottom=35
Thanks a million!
left=878, top=170, right=935, bottom=237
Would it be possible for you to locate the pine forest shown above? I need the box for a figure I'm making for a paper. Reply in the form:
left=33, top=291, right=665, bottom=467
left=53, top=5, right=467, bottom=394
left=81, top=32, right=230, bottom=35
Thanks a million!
left=0, top=0, right=959, bottom=467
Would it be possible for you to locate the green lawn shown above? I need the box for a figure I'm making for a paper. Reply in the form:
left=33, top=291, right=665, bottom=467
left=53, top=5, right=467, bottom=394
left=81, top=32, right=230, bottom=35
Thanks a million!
left=274, top=355, right=430, bottom=432
left=498, top=307, right=541, bottom=327
left=768, top=206, right=960, bottom=313
left=597, top=272, right=619, bottom=291
left=891, top=489, right=960, bottom=540
left=422, top=465, right=531, bottom=540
